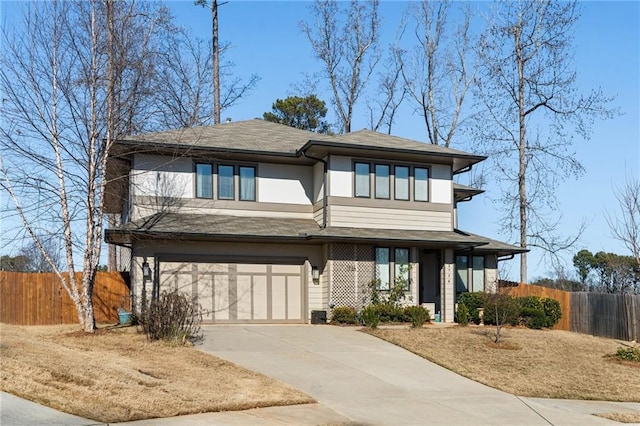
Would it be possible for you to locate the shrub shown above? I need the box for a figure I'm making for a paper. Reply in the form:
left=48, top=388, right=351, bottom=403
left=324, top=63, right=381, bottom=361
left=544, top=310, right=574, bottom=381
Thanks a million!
left=373, top=303, right=405, bottom=323
left=456, top=303, right=470, bottom=326
left=140, top=289, right=203, bottom=345
left=330, top=306, right=358, bottom=325
left=615, top=346, right=640, bottom=362
left=520, top=307, right=547, bottom=329
left=457, top=292, right=488, bottom=324
left=404, top=306, right=430, bottom=328
left=518, top=296, right=544, bottom=311
left=541, top=297, right=562, bottom=327
left=360, top=305, right=379, bottom=329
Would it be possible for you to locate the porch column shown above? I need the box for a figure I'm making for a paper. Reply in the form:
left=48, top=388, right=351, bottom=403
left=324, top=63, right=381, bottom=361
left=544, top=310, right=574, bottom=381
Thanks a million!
left=441, top=249, right=455, bottom=323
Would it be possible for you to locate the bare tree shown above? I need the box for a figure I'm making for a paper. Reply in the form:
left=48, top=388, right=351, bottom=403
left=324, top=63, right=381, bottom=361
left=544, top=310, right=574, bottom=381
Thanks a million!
left=367, top=46, right=406, bottom=135
left=0, top=0, right=173, bottom=332
left=398, top=1, right=474, bottom=147
left=301, top=0, right=380, bottom=133
left=606, top=174, right=640, bottom=269
left=473, top=0, right=615, bottom=282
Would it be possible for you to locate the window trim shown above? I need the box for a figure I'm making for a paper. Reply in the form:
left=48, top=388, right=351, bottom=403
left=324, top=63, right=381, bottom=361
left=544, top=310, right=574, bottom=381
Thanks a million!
left=374, top=164, right=391, bottom=200
left=375, top=246, right=411, bottom=291
left=394, top=165, right=410, bottom=201
left=238, top=165, right=256, bottom=201
left=195, top=162, right=213, bottom=199
left=354, top=162, right=371, bottom=198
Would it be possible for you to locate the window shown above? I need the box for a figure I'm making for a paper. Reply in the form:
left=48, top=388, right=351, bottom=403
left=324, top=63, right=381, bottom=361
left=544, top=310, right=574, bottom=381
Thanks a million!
left=196, top=163, right=213, bottom=198
left=375, top=164, right=390, bottom=199
left=239, top=166, right=256, bottom=201
left=375, top=248, right=390, bottom=291
left=394, top=166, right=409, bottom=200
left=376, top=247, right=411, bottom=291
left=218, top=165, right=234, bottom=200
left=414, top=167, right=429, bottom=201
left=456, top=255, right=485, bottom=293
left=395, top=248, right=410, bottom=290
left=355, top=162, right=370, bottom=197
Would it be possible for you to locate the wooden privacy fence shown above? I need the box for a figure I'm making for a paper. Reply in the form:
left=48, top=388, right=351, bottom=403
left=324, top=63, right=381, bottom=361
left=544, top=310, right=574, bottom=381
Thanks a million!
left=500, top=283, right=571, bottom=331
left=0, top=271, right=130, bottom=325
left=570, top=292, right=639, bottom=342
left=500, top=283, right=640, bottom=341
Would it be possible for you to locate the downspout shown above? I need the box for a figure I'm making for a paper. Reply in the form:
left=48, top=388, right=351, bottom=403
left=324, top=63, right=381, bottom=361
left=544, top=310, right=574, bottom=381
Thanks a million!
left=301, top=151, right=328, bottom=229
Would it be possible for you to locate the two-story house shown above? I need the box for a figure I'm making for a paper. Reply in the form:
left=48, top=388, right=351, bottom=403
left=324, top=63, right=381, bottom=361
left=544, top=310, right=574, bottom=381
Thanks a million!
left=105, top=119, right=525, bottom=323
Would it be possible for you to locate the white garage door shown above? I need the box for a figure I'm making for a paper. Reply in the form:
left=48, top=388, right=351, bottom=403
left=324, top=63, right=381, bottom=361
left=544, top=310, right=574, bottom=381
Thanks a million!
left=158, top=260, right=305, bottom=323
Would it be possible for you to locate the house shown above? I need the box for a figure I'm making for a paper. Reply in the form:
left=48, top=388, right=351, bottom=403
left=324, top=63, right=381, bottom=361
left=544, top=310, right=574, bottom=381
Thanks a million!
left=105, top=119, right=525, bottom=323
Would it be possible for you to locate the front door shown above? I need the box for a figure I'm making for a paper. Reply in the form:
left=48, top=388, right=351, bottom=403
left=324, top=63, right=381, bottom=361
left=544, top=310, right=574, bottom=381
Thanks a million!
left=419, top=251, right=440, bottom=316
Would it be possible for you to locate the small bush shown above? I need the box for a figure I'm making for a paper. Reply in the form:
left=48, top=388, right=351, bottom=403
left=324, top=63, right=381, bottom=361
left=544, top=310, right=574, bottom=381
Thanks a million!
left=521, top=307, right=547, bottom=329
left=372, top=303, right=405, bottom=323
left=518, top=296, right=544, bottom=311
left=456, top=292, right=488, bottom=324
left=456, top=303, right=470, bottom=326
left=360, top=305, right=379, bottom=329
left=541, top=297, right=562, bottom=327
left=483, top=293, right=520, bottom=326
left=615, top=346, right=640, bottom=362
left=404, top=306, right=430, bottom=328
left=140, top=289, right=203, bottom=345
left=330, top=306, right=358, bottom=325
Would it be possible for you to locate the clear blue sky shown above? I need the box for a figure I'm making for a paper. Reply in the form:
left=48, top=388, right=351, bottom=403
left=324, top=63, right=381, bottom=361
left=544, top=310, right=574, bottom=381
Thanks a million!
left=170, top=0, right=639, bottom=281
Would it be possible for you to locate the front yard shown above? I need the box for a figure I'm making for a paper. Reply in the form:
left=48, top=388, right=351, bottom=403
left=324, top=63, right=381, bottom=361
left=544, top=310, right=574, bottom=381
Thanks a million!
left=366, top=325, right=640, bottom=403
left=0, top=324, right=314, bottom=423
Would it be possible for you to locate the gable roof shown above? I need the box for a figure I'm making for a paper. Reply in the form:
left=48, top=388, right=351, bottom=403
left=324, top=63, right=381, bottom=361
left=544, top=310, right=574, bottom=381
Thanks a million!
left=115, top=120, right=485, bottom=170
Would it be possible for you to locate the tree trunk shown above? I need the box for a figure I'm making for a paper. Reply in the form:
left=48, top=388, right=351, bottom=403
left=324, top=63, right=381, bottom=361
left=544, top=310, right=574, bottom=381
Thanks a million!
left=515, top=24, right=527, bottom=284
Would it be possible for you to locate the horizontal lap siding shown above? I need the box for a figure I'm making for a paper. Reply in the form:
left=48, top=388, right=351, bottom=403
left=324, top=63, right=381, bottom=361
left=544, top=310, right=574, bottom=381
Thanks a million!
left=328, top=205, right=451, bottom=230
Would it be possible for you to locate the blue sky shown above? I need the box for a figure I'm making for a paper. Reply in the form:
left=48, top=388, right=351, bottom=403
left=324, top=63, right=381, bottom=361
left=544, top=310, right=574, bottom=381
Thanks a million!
left=169, top=1, right=639, bottom=281
left=1, top=1, right=638, bottom=281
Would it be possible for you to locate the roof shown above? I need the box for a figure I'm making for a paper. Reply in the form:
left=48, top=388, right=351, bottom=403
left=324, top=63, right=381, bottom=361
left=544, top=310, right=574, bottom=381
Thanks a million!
left=455, top=230, right=528, bottom=257
left=453, top=183, right=484, bottom=202
left=115, top=120, right=485, bottom=171
left=105, top=213, right=524, bottom=255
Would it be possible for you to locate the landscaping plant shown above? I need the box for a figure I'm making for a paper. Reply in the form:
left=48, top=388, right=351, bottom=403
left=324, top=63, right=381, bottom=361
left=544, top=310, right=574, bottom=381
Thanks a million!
left=330, top=306, right=358, bottom=325
left=456, top=302, right=470, bottom=326
left=404, top=305, right=430, bottom=328
left=140, top=289, right=203, bottom=345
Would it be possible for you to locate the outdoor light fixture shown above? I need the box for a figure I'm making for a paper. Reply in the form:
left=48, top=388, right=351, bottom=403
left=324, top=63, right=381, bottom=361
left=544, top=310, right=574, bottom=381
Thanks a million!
left=311, top=266, right=320, bottom=283
left=142, top=261, right=152, bottom=280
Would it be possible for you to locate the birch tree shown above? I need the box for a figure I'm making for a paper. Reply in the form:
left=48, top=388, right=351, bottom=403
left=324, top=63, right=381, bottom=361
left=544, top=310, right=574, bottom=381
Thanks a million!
left=398, top=0, right=474, bottom=147
left=301, top=0, right=380, bottom=133
left=606, top=174, right=640, bottom=270
left=0, top=0, right=172, bottom=332
left=473, top=0, right=615, bottom=282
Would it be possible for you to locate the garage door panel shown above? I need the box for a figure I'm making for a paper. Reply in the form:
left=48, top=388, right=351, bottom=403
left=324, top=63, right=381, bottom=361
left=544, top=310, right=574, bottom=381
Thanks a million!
left=213, top=274, right=229, bottom=320
left=287, top=276, right=302, bottom=320
left=237, top=264, right=267, bottom=274
left=236, top=275, right=252, bottom=320
left=253, top=276, right=268, bottom=320
left=272, top=264, right=300, bottom=274
left=198, top=274, right=214, bottom=321
left=271, top=276, right=287, bottom=320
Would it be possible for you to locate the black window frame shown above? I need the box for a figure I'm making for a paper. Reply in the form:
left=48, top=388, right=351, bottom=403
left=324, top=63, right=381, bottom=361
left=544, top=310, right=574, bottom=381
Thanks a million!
left=238, top=165, right=256, bottom=201
left=354, top=162, right=371, bottom=198
left=375, top=246, right=411, bottom=291
left=195, top=162, right=213, bottom=199
left=217, top=164, right=235, bottom=200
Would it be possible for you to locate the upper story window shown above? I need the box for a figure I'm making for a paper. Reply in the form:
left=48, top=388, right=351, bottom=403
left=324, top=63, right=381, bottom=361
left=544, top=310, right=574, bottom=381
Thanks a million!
left=218, top=165, right=234, bottom=200
left=239, top=166, right=256, bottom=201
left=196, top=163, right=213, bottom=198
left=375, top=164, right=390, bottom=199
left=414, top=167, right=429, bottom=202
left=354, top=162, right=370, bottom=197
left=394, top=166, right=409, bottom=201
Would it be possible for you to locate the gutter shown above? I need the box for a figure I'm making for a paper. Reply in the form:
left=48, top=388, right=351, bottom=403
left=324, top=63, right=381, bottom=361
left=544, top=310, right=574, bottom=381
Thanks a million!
left=300, top=150, right=328, bottom=229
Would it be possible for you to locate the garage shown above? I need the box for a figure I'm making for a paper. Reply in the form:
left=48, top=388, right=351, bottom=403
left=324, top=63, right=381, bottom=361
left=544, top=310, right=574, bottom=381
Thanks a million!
left=158, top=258, right=306, bottom=323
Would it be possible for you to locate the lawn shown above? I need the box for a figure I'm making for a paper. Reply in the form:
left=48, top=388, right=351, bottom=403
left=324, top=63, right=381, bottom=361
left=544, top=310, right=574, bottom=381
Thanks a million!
left=366, top=325, right=640, bottom=403
left=0, top=324, right=314, bottom=423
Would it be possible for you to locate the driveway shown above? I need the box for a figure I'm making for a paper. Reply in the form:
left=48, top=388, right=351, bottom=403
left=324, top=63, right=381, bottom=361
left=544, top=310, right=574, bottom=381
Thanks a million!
left=199, top=325, right=636, bottom=426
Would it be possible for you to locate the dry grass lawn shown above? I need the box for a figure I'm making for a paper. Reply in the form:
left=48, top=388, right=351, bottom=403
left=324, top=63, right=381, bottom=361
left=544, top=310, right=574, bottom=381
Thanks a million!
left=0, top=324, right=314, bottom=422
left=366, top=325, right=640, bottom=402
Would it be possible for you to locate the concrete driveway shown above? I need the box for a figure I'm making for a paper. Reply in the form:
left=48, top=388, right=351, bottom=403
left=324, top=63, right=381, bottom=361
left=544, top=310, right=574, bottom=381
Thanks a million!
left=199, top=325, right=638, bottom=426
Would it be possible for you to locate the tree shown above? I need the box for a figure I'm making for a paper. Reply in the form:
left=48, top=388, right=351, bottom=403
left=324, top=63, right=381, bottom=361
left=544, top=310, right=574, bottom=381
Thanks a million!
left=366, top=45, right=406, bottom=135
left=606, top=174, right=640, bottom=270
left=301, top=0, right=380, bottom=133
left=398, top=0, right=474, bottom=147
left=474, top=0, right=615, bottom=283
left=263, top=95, right=331, bottom=133
left=0, top=0, right=174, bottom=332
left=0, top=255, right=30, bottom=272
left=573, top=249, right=595, bottom=286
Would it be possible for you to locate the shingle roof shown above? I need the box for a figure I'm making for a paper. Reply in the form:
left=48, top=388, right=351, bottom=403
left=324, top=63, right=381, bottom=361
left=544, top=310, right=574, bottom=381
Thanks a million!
left=106, top=213, right=522, bottom=254
left=455, top=230, right=527, bottom=256
left=117, top=120, right=484, bottom=162
left=453, top=183, right=484, bottom=202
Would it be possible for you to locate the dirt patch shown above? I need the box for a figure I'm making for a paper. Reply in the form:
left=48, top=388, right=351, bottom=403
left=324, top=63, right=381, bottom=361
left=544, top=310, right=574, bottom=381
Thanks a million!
left=0, top=324, right=314, bottom=422
left=365, top=325, right=640, bottom=402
